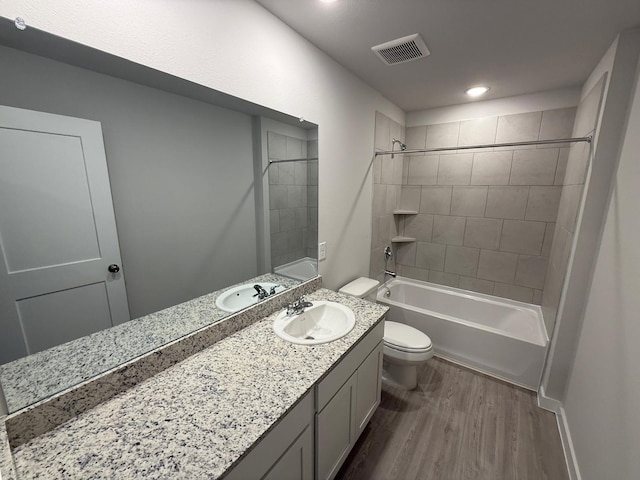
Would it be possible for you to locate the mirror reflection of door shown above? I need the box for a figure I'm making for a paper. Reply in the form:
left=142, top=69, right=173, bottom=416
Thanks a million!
left=0, top=106, right=130, bottom=363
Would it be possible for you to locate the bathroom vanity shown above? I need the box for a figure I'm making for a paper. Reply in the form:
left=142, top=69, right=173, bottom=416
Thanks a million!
left=0, top=285, right=387, bottom=480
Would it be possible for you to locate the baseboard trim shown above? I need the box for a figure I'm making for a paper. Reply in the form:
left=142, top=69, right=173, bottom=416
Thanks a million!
left=537, top=388, right=581, bottom=480
left=537, top=385, right=562, bottom=412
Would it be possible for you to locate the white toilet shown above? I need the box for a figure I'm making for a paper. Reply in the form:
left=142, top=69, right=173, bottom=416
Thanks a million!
left=338, top=277, right=434, bottom=390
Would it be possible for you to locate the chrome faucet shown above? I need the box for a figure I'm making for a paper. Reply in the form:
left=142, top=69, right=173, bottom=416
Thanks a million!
left=253, top=284, right=268, bottom=300
left=384, top=269, right=397, bottom=278
left=287, top=296, right=313, bottom=316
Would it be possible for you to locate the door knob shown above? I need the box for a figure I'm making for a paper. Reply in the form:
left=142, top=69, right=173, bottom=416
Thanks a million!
left=108, top=264, right=120, bottom=273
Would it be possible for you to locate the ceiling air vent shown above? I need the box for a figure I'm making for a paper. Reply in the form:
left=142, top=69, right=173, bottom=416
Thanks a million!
left=372, top=33, right=430, bottom=66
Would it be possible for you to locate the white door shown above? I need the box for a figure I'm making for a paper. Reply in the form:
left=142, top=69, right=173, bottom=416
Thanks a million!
left=0, top=105, right=130, bottom=363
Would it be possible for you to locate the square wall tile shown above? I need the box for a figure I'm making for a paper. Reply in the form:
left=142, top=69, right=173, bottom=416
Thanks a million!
left=400, top=265, right=429, bottom=281
left=451, top=186, right=488, bottom=217
left=496, top=111, right=543, bottom=144
left=432, top=215, right=466, bottom=246
left=471, top=151, right=512, bottom=185
left=420, top=186, right=452, bottom=215
left=287, top=185, right=306, bottom=208
left=437, top=153, right=473, bottom=185
left=392, top=156, right=404, bottom=185
left=268, top=132, right=286, bottom=160
left=500, top=220, right=546, bottom=255
left=541, top=222, right=555, bottom=257
left=539, top=107, right=577, bottom=141
left=477, top=250, right=519, bottom=283
left=573, top=76, right=605, bottom=137
left=555, top=148, right=570, bottom=185
left=549, top=225, right=573, bottom=273
left=269, top=185, right=288, bottom=209
left=373, top=184, right=387, bottom=217
left=458, top=117, right=498, bottom=147
left=404, top=214, right=434, bottom=242
left=533, top=289, right=543, bottom=305
left=373, top=156, right=382, bottom=184
left=493, top=283, right=534, bottom=303
left=396, top=242, right=417, bottom=266
left=270, top=210, right=280, bottom=234
left=564, top=142, right=590, bottom=185
left=294, top=162, right=307, bottom=186
left=268, top=164, right=279, bottom=185
left=416, top=241, right=446, bottom=271
left=399, top=186, right=421, bottom=211
left=485, top=186, right=529, bottom=219
left=370, top=246, right=384, bottom=277
left=510, top=149, right=559, bottom=185
left=381, top=156, right=394, bottom=184
left=556, top=184, right=584, bottom=233
left=515, top=255, right=548, bottom=290
left=386, top=185, right=400, bottom=214
left=286, top=137, right=304, bottom=160
left=429, top=270, right=460, bottom=288
left=406, top=125, right=426, bottom=150
left=278, top=163, right=295, bottom=185
left=526, top=186, right=562, bottom=222
left=279, top=208, right=296, bottom=231
left=459, top=276, right=495, bottom=295
left=375, top=112, right=391, bottom=150
left=426, top=122, right=460, bottom=149
left=407, top=156, right=438, bottom=185
left=464, top=217, right=502, bottom=250
left=444, top=245, right=480, bottom=277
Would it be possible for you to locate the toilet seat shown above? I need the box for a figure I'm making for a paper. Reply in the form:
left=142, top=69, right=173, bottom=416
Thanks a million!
left=384, top=321, right=432, bottom=353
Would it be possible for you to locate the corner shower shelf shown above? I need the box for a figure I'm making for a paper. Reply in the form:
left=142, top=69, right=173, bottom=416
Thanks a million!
left=393, top=210, right=418, bottom=215
left=391, top=236, right=416, bottom=243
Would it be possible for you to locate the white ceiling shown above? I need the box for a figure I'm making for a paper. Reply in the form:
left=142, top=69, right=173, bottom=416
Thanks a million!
left=255, top=0, right=640, bottom=112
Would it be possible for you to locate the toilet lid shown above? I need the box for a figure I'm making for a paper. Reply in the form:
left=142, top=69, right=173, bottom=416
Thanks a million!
left=384, top=321, right=432, bottom=351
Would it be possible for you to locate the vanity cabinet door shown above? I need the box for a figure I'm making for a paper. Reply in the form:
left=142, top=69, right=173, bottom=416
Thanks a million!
left=355, top=341, right=383, bottom=439
left=262, top=424, right=313, bottom=480
left=224, top=393, right=313, bottom=480
left=316, top=372, right=357, bottom=480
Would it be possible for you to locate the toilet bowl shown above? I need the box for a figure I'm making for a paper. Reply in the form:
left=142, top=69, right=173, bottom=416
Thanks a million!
left=338, top=277, right=434, bottom=390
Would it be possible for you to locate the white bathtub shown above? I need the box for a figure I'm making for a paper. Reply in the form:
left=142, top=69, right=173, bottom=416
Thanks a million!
left=274, top=257, right=318, bottom=281
left=377, top=277, right=548, bottom=390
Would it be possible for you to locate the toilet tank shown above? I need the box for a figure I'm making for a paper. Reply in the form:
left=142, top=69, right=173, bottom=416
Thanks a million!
left=338, top=277, right=380, bottom=302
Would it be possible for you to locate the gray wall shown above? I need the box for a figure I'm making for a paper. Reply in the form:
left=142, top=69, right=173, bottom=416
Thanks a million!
left=562, top=50, right=640, bottom=480
left=0, top=45, right=259, bottom=319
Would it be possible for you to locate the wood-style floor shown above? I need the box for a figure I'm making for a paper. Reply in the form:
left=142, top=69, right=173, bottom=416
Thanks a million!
left=336, top=357, right=569, bottom=480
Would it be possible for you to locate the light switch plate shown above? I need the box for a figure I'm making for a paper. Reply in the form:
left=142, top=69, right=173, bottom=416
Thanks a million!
left=318, top=242, right=327, bottom=261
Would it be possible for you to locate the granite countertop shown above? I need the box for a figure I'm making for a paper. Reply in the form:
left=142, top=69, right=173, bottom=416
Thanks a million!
left=9, top=288, right=387, bottom=479
left=0, top=273, right=298, bottom=413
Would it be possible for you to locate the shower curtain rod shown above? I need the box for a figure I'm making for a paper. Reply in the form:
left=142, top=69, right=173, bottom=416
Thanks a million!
left=269, top=157, right=318, bottom=164
left=375, top=136, right=592, bottom=156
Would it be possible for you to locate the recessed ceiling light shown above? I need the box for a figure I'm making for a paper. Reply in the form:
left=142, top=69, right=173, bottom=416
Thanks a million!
left=465, top=86, right=490, bottom=97
left=319, top=0, right=338, bottom=3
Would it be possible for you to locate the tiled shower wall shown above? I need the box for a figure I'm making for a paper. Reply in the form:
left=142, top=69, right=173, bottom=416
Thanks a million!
left=370, top=112, right=405, bottom=282
left=268, top=132, right=318, bottom=268
left=370, top=107, right=577, bottom=305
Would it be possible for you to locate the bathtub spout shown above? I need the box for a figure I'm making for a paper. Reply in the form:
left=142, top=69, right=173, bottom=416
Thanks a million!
left=384, top=270, right=396, bottom=278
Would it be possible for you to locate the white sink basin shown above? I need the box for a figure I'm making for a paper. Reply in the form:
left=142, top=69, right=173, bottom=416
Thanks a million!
left=215, top=283, right=285, bottom=313
left=273, top=301, right=356, bottom=345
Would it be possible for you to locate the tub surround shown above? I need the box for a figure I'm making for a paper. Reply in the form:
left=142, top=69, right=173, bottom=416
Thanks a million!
left=3, top=288, right=387, bottom=479
left=3, top=275, right=319, bottom=451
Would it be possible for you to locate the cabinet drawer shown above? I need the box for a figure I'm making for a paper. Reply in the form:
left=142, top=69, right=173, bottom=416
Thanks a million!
left=316, top=320, right=384, bottom=411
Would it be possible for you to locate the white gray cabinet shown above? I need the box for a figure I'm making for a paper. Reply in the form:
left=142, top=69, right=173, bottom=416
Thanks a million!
left=224, top=392, right=314, bottom=480
left=315, top=321, right=385, bottom=480
left=224, top=320, right=384, bottom=480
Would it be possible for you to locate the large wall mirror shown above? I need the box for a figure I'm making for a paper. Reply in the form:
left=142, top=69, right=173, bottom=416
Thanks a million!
left=0, top=21, right=318, bottom=413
